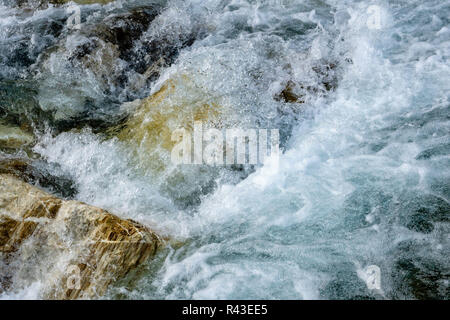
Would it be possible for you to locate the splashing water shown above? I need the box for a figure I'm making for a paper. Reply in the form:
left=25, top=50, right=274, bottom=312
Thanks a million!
left=1, top=0, right=449, bottom=299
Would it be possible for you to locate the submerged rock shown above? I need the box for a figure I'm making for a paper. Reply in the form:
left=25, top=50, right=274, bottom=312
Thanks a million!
left=16, top=0, right=114, bottom=8
left=34, top=3, right=199, bottom=127
left=57, top=0, right=114, bottom=4
left=111, top=74, right=252, bottom=208
left=0, top=158, right=77, bottom=198
left=320, top=266, right=380, bottom=300
left=0, top=174, right=162, bottom=299
left=0, top=81, right=46, bottom=130
left=0, top=123, right=34, bottom=149
left=389, top=240, right=449, bottom=299
left=274, top=61, right=339, bottom=105
left=0, top=4, right=67, bottom=79
left=94, top=7, right=160, bottom=62
left=115, top=75, right=227, bottom=172
left=274, top=80, right=305, bottom=104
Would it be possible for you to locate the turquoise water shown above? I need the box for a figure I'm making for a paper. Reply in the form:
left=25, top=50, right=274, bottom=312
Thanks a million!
left=0, top=0, right=449, bottom=299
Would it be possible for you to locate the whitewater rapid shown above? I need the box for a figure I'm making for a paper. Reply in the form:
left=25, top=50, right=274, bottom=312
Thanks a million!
left=1, top=0, right=449, bottom=299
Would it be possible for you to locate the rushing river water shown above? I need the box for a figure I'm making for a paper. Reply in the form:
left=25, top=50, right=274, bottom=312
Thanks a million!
left=0, top=0, right=449, bottom=299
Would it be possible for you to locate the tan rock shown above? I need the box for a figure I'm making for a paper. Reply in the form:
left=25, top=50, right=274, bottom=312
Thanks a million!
left=0, top=174, right=162, bottom=299
left=114, top=74, right=228, bottom=172
left=0, top=159, right=29, bottom=178
left=111, top=74, right=253, bottom=207
left=0, top=123, right=34, bottom=149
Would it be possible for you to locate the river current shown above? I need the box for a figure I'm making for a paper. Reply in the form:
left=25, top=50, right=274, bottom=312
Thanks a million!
left=0, top=0, right=448, bottom=299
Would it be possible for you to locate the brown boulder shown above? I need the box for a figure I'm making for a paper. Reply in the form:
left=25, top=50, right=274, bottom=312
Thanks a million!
left=0, top=122, right=34, bottom=149
left=0, top=174, right=162, bottom=299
